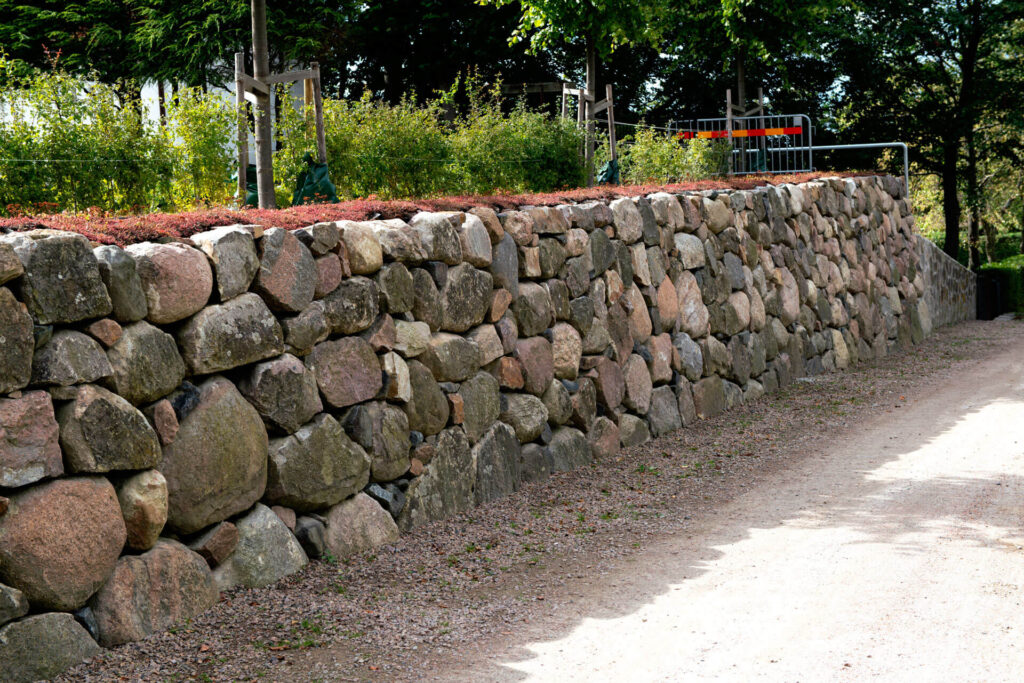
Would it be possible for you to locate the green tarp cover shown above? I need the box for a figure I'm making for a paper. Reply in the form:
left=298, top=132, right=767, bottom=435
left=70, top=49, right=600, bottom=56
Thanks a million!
left=292, top=152, right=339, bottom=205
left=597, top=158, right=620, bottom=185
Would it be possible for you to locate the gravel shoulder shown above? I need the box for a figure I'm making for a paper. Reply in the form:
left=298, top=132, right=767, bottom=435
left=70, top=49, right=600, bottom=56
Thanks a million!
left=60, top=319, right=1021, bottom=682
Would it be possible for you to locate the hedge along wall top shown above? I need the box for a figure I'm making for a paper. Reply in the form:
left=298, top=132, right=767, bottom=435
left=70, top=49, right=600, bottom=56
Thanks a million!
left=0, top=175, right=973, bottom=681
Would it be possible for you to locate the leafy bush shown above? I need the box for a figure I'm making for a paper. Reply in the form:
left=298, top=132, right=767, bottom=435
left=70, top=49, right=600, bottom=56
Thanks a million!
left=980, top=254, right=1024, bottom=314
left=613, top=128, right=729, bottom=185
left=165, top=87, right=236, bottom=208
left=0, top=56, right=172, bottom=214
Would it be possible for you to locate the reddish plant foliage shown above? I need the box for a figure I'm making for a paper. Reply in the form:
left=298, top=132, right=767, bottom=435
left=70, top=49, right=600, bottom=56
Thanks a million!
left=0, top=172, right=872, bottom=246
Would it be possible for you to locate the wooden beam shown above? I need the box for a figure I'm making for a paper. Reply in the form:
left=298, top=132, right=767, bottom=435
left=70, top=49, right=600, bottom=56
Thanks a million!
left=311, top=62, right=327, bottom=164
left=235, top=52, right=248, bottom=205
left=606, top=84, right=617, bottom=163
left=238, top=73, right=268, bottom=96
left=265, top=68, right=317, bottom=85
left=592, top=98, right=611, bottom=116
left=499, top=82, right=566, bottom=94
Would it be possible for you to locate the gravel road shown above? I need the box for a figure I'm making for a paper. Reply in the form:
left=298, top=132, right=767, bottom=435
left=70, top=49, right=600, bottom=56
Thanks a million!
left=61, top=319, right=1023, bottom=682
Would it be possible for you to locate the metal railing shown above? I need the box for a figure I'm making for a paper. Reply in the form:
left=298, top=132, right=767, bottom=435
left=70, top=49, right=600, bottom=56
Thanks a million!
left=670, top=114, right=814, bottom=176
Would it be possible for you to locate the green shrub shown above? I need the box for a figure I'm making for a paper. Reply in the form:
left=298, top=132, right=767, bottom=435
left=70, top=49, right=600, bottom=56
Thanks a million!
left=980, top=254, right=1024, bottom=314
left=165, top=87, right=236, bottom=207
left=614, top=128, right=729, bottom=185
left=0, top=57, right=172, bottom=214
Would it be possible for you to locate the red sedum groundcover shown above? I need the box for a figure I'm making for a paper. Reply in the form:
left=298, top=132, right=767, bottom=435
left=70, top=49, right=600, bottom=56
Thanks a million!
left=0, top=173, right=869, bottom=247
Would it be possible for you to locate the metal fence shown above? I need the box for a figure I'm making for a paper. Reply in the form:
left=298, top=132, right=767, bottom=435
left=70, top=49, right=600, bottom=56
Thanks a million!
left=669, top=114, right=813, bottom=176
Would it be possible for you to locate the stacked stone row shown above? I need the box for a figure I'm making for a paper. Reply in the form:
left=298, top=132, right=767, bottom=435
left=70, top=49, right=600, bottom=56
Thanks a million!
left=0, top=174, right=937, bottom=680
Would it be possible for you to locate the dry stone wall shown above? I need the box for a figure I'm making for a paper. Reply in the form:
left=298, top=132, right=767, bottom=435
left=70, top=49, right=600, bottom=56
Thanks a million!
left=916, top=235, right=977, bottom=327
left=0, top=175, right=971, bottom=679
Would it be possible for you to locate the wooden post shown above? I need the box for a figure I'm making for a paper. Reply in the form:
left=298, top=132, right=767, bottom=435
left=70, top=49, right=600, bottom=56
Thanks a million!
left=605, top=84, right=617, bottom=163
left=584, top=39, right=597, bottom=187
left=311, top=62, right=327, bottom=164
left=561, top=83, right=568, bottom=119
left=251, top=0, right=275, bottom=208
left=304, top=79, right=314, bottom=113
left=725, top=88, right=734, bottom=174
left=235, top=52, right=248, bottom=205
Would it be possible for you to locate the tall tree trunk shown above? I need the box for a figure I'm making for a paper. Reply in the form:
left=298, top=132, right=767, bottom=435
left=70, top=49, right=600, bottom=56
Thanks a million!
left=157, top=81, right=166, bottom=125
left=941, top=141, right=962, bottom=259
left=965, top=126, right=981, bottom=269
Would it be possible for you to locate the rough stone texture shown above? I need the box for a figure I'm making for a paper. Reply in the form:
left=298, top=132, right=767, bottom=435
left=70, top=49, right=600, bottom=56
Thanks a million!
left=280, top=302, right=329, bottom=355
left=188, top=522, right=238, bottom=568
left=0, top=287, right=33, bottom=394
left=515, top=336, right=554, bottom=397
left=514, top=282, right=555, bottom=338
left=394, top=320, right=431, bottom=358
left=398, top=428, right=474, bottom=530
left=542, top=379, right=573, bottom=426
left=467, top=324, right=504, bottom=366
left=591, top=356, right=625, bottom=410
left=212, top=504, right=308, bottom=590
left=314, top=254, right=343, bottom=298
left=57, top=384, right=161, bottom=473
left=460, top=371, right=501, bottom=443
left=0, top=583, right=28, bottom=628
left=500, top=393, right=548, bottom=442
left=377, top=262, right=415, bottom=313
left=85, top=318, right=122, bottom=347
left=674, top=233, right=705, bottom=269
left=324, top=492, right=400, bottom=559
left=190, top=226, right=259, bottom=301
left=0, top=476, right=126, bottom=610
left=474, top=422, right=521, bottom=505
left=548, top=427, right=591, bottom=472
left=238, top=354, right=323, bottom=434
left=252, top=228, right=316, bottom=313
left=322, top=276, right=379, bottom=335
left=89, top=540, right=217, bottom=647
left=441, top=264, right=493, bottom=332
left=341, top=402, right=411, bottom=482
left=305, top=337, right=383, bottom=409
left=455, top=213, right=493, bottom=267
left=0, top=612, right=101, bottom=683
left=917, top=237, right=976, bottom=327
left=619, top=414, right=651, bottom=447
left=693, top=375, right=726, bottom=419
left=489, top=234, right=520, bottom=298
left=0, top=242, right=23, bottom=285
left=265, top=413, right=370, bottom=511
left=31, top=330, right=112, bottom=386
left=160, top=376, right=268, bottom=534
left=587, top=416, right=620, bottom=460
left=178, top=292, right=284, bottom=374
left=647, top=386, right=683, bottom=436
left=105, top=321, right=186, bottom=405
left=609, top=197, right=643, bottom=243
left=622, top=354, right=654, bottom=414
left=382, top=351, right=412, bottom=402
left=420, top=333, right=480, bottom=382
left=339, top=222, right=384, bottom=275
left=127, top=242, right=212, bottom=324
left=405, top=360, right=450, bottom=436
left=551, top=322, right=583, bottom=380
left=409, top=212, right=463, bottom=264
left=0, top=391, right=62, bottom=488
left=677, top=271, right=710, bottom=338
left=93, top=245, right=148, bottom=323
left=2, top=231, right=112, bottom=325
left=116, top=469, right=168, bottom=551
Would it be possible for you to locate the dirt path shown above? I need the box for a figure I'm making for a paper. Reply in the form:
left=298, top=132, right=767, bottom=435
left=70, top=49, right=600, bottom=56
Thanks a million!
left=426, top=329, right=1024, bottom=682
left=62, top=321, right=1024, bottom=682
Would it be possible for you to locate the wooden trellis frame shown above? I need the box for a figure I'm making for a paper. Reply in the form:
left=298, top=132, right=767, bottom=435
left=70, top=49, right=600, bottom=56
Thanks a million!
left=236, top=0, right=327, bottom=208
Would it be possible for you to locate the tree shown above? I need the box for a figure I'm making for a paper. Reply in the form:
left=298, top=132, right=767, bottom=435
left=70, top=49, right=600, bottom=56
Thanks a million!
left=829, top=0, right=1024, bottom=259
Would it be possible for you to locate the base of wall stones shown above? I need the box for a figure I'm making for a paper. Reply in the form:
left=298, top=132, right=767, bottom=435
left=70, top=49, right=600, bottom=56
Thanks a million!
left=0, top=175, right=977, bottom=679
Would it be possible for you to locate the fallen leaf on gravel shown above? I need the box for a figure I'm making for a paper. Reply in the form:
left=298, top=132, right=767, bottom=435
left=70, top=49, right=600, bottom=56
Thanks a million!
left=199, top=644, right=209, bottom=652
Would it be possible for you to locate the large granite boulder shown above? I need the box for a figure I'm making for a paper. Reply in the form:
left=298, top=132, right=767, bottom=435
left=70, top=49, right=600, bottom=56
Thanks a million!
left=116, top=469, right=168, bottom=551
left=93, top=245, right=148, bottom=322
left=340, top=401, right=411, bottom=482
left=398, top=427, right=474, bottom=530
left=420, top=333, right=480, bottom=382
left=474, top=422, right=521, bottom=504
left=305, top=337, right=382, bottom=410
left=126, top=241, right=212, bottom=324
left=56, top=384, right=161, bottom=473
left=548, top=426, right=591, bottom=472
left=177, top=293, right=284, bottom=374
left=0, top=287, right=33, bottom=393
left=405, top=360, right=450, bottom=436
left=105, top=321, right=186, bottom=405
left=0, top=612, right=101, bottom=683
left=0, top=391, right=62, bottom=488
left=321, top=276, right=379, bottom=335
left=265, top=413, right=370, bottom=511
left=89, top=540, right=217, bottom=647
left=440, top=264, right=493, bottom=333
left=1, top=231, right=112, bottom=325
left=238, top=354, right=323, bottom=434
left=500, top=393, right=548, bottom=442
left=252, top=228, right=316, bottom=313
left=31, top=330, right=112, bottom=386
left=459, top=371, right=501, bottom=443
left=212, top=504, right=308, bottom=590
left=324, top=492, right=400, bottom=559
left=190, top=226, right=259, bottom=301
left=0, top=476, right=126, bottom=610
left=160, top=377, right=268, bottom=534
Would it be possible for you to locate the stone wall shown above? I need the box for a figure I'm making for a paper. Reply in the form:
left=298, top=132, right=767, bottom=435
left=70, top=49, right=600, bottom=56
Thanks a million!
left=916, top=235, right=977, bottom=326
left=0, top=175, right=938, bottom=679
